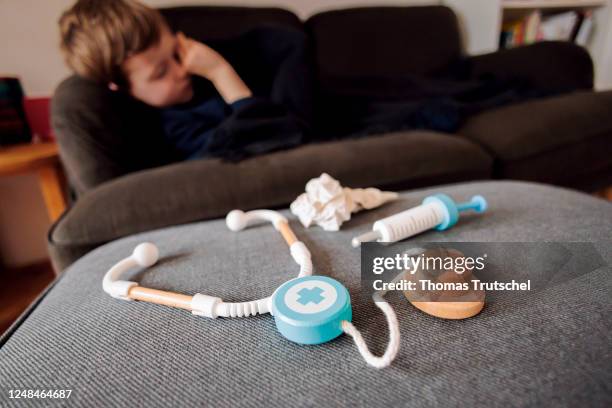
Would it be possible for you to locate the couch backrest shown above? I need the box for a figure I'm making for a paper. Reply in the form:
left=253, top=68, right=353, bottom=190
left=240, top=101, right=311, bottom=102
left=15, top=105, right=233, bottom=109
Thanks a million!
left=160, top=6, right=302, bottom=40
left=305, top=6, right=462, bottom=80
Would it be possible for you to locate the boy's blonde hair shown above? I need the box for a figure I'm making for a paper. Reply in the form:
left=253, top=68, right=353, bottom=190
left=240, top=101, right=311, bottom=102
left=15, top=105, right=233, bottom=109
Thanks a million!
left=59, top=0, right=167, bottom=85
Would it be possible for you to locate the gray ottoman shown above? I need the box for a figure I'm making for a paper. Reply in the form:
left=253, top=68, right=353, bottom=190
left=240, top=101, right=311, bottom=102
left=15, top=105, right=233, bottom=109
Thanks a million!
left=1, top=181, right=611, bottom=407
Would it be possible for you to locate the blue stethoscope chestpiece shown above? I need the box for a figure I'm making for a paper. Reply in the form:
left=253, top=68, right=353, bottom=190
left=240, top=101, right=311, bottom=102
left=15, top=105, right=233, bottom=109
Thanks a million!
left=271, top=275, right=352, bottom=345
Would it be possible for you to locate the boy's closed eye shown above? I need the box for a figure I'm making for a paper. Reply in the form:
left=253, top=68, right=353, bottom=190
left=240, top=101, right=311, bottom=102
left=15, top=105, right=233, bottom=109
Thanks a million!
left=173, top=41, right=182, bottom=64
left=150, top=41, right=183, bottom=81
left=151, top=63, right=168, bottom=80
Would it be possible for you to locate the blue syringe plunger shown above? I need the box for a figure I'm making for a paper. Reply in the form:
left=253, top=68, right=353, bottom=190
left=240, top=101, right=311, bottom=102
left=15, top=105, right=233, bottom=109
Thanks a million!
left=422, top=194, right=488, bottom=231
left=456, top=195, right=488, bottom=213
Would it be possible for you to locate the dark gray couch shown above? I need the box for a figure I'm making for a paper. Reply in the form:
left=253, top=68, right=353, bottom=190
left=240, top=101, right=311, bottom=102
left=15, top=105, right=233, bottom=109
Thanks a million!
left=49, top=6, right=612, bottom=272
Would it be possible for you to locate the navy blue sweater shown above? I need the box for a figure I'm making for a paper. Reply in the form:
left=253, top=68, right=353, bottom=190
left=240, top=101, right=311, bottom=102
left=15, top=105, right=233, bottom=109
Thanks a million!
left=161, top=85, right=256, bottom=159
left=160, top=76, right=306, bottom=162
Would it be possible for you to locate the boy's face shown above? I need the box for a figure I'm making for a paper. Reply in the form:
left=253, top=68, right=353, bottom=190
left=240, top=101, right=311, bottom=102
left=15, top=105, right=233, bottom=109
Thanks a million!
left=120, top=27, right=193, bottom=107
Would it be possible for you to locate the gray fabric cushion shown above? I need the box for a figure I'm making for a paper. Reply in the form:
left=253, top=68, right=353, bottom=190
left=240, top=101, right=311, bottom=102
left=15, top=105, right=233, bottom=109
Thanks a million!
left=458, top=91, right=612, bottom=186
left=3, top=181, right=611, bottom=407
left=48, top=130, right=492, bottom=272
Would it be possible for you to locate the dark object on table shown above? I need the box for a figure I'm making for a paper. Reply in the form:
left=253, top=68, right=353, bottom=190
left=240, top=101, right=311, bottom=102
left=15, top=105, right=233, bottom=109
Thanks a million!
left=0, top=77, right=31, bottom=146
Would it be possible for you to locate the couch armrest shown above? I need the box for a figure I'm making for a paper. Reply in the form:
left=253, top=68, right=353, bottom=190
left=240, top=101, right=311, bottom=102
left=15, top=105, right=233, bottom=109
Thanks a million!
left=51, top=76, right=175, bottom=196
left=48, top=154, right=308, bottom=273
left=49, top=158, right=298, bottom=248
left=465, top=41, right=593, bottom=91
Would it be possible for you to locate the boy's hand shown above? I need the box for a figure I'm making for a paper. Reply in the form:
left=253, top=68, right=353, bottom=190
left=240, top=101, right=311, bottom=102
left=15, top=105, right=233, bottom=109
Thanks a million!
left=176, top=32, right=227, bottom=79
left=176, top=32, right=252, bottom=103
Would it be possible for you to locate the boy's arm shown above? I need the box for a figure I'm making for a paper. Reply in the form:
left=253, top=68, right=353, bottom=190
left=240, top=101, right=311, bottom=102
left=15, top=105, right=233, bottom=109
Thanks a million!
left=177, top=32, right=252, bottom=104
left=207, top=63, right=253, bottom=104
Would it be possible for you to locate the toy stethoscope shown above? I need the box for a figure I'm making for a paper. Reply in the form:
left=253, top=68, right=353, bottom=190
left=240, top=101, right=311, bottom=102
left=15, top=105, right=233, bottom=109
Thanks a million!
left=103, top=209, right=400, bottom=368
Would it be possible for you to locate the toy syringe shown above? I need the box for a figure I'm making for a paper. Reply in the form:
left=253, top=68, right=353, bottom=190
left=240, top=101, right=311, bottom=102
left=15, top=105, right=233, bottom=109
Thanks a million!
left=351, top=194, right=487, bottom=247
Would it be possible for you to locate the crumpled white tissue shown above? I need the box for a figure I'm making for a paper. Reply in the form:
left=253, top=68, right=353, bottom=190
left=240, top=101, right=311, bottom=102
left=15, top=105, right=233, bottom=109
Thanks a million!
left=290, top=173, right=398, bottom=231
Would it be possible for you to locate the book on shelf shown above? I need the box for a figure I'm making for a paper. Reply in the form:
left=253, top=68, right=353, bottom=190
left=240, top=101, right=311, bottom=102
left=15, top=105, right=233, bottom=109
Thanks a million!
left=500, top=10, right=594, bottom=49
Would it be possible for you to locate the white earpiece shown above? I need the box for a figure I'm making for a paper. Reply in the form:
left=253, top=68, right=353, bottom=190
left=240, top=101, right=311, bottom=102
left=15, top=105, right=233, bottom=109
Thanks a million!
left=132, top=242, right=159, bottom=267
left=226, top=210, right=248, bottom=231
left=103, top=242, right=158, bottom=300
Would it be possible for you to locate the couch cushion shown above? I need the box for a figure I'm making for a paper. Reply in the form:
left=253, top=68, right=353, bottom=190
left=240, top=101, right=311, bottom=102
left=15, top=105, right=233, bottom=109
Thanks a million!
left=49, top=131, right=492, bottom=271
left=5, top=181, right=612, bottom=406
left=458, top=90, right=612, bottom=186
left=305, top=6, right=462, bottom=79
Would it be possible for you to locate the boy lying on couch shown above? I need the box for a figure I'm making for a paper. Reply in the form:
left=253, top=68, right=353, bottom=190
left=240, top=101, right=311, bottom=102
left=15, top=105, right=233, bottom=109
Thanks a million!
left=58, top=0, right=309, bottom=161
left=55, top=0, right=568, bottom=187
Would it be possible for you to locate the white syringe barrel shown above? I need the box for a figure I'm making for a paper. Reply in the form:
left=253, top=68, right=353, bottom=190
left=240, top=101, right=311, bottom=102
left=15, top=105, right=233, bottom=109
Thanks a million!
left=373, top=202, right=445, bottom=242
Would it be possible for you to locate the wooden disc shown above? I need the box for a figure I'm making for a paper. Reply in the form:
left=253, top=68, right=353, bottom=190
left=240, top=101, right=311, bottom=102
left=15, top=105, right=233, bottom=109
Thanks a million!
left=409, top=300, right=484, bottom=320
left=402, top=248, right=486, bottom=320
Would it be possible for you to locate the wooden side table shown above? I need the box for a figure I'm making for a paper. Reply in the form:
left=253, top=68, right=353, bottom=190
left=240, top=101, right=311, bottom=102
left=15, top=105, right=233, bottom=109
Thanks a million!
left=0, top=142, right=67, bottom=221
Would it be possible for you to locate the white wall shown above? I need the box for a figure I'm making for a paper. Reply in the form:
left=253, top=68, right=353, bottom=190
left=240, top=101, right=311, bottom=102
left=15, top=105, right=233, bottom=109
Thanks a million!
left=0, top=0, right=74, bottom=97
left=591, top=3, right=612, bottom=89
left=443, top=0, right=501, bottom=54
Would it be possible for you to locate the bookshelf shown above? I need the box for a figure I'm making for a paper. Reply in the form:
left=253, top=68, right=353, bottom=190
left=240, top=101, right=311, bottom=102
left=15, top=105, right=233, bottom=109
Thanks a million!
left=502, top=1, right=606, bottom=9
left=501, top=0, right=605, bottom=22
